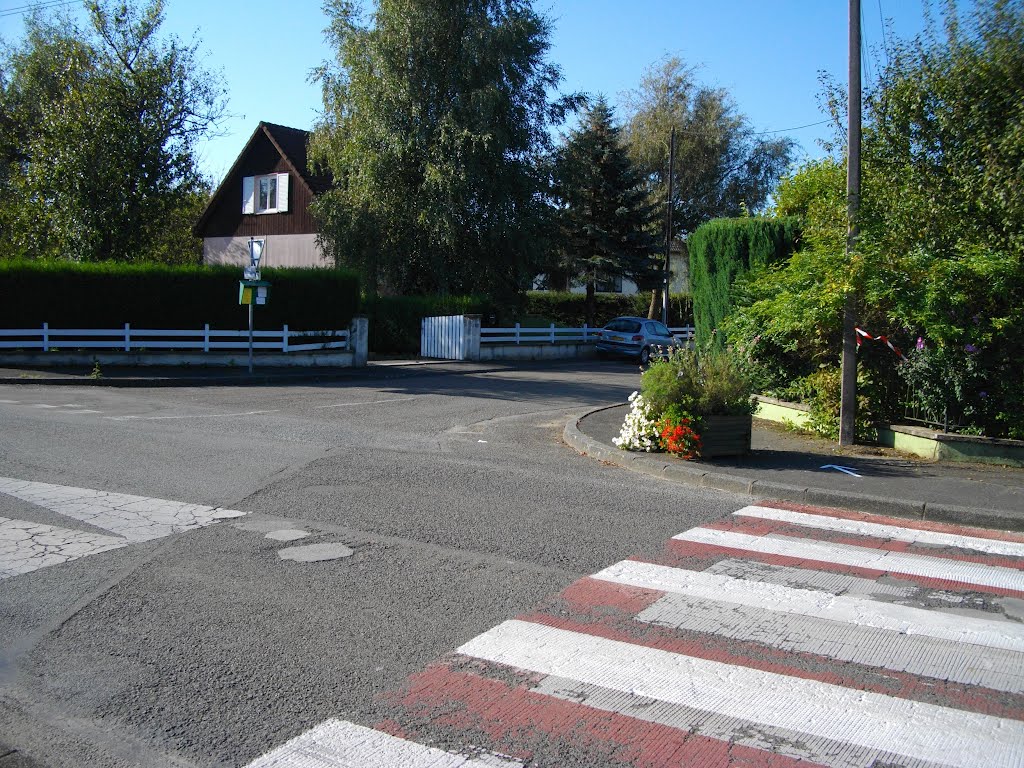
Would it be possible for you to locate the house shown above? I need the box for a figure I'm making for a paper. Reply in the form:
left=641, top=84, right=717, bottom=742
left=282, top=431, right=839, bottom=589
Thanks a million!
left=194, top=122, right=332, bottom=268
left=534, top=239, right=690, bottom=295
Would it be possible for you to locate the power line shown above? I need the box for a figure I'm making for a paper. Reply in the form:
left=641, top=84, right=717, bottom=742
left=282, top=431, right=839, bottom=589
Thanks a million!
left=0, top=0, right=78, bottom=19
left=755, top=119, right=831, bottom=135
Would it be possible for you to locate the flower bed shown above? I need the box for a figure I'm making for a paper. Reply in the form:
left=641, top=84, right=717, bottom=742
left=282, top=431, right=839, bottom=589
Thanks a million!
left=613, top=347, right=754, bottom=460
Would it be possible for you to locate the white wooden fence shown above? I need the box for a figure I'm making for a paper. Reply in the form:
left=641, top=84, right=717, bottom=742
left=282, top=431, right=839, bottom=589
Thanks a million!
left=0, top=324, right=349, bottom=353
left=421, top=315, right=697, bottom=361
left=480, top=323, right=695, bottom=345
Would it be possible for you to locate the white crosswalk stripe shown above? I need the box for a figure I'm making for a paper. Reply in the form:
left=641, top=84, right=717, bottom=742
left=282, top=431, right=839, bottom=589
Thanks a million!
left=0, top=477, right=248, bottom=579
left=244, top=504, right=1024, bottom=768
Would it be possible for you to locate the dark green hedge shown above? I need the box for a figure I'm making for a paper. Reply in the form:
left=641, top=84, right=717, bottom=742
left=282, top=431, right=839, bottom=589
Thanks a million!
left=0, top=261, right=361, bottom=330
left=524, top=291, right=694, bottom=328
left=363, top=294, right=496, bottom=354
left=689, top=217, right=801, bottom=348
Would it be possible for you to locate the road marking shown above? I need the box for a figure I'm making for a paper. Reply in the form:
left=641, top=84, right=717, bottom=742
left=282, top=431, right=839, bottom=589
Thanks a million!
left=106, top=410, right=279, bottom=421
left=0, top=478, right=248, bottom=579
left=820, top=464, right=862, bottom=477
left=705, top=557, right=916, bottom=596
left=314, top=396, right=417, bottom=410
left=0, top=517, right=126, bottom=579
left=30, top=404, right=59, bottom=409
left=457, top=619, right=1023, bottom=768
left=245, top=718, right=518, bottom=768
left=0, top=399, right=20, bottom=404
left=593, top=559, right=1024, bottom=653
left=247, top=508, right=1024, bottom=767
left=0, top=477, right=246, bottom=544
left=674, top=527, right=1024, bottom=592
left=632, top=589, right=1024, bottom=694
left=736, top=504, right=1024, bottom=556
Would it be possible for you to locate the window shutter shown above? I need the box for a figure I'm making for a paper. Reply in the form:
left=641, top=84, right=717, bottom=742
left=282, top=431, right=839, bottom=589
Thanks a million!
left=242, top=176, right=255, bottom=214
left=277, top=173, right=289, bottom=212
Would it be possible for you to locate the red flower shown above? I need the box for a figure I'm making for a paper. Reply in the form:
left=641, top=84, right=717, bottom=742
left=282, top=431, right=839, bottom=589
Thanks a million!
left=658, top=416, right=702, bottom=460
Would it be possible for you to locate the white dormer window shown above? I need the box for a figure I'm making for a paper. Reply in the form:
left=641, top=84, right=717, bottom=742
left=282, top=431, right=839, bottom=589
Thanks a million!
left=242, top=173, right=290, bottom=214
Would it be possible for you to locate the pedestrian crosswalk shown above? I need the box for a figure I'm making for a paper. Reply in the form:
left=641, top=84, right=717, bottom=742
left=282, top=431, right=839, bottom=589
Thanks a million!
left=0, top=477, right=248, bottom=579
left=247, top=503, right=1024, bottom=768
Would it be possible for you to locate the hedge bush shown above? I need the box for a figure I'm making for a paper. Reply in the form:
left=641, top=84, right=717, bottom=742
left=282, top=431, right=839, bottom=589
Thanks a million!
left=689, top=217, right=800, bottom=348
left=0, top=261, right=361, bottom=331
left=523, top=291, right=693, bottom=328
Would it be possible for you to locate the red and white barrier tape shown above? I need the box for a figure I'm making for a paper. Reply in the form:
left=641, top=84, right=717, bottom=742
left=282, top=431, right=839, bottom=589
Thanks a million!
left=854, top=326, right=905, bottom=360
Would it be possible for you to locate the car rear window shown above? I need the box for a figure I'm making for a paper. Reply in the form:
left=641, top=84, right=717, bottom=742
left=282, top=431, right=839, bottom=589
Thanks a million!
left=607, top=319, right=642, bottom=333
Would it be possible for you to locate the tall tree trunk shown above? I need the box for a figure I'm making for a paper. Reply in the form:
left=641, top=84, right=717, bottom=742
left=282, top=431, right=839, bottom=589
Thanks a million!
left=647, top=288, right=660, bottom=319
left=586, top=272, right=597, bottom=327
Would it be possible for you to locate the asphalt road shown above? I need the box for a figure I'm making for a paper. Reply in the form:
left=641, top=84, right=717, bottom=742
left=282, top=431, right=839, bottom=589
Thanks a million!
left=0, top=360, right=747, bottom=767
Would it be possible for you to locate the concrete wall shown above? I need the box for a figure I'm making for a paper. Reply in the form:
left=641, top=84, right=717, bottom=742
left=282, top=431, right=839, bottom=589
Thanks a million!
left=753, top=395, right=812, bottom=429
left=203, top=234, right=330, bottom=269
left=753, top=395, right=1024, bottom=467
left=478, top=343, right=598, bottom=362
left=877, top=425, right=1024, bottom=468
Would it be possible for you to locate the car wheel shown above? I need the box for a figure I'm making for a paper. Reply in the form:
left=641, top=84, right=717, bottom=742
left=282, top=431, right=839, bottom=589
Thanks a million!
left=639, top=346, right=651, bottom=366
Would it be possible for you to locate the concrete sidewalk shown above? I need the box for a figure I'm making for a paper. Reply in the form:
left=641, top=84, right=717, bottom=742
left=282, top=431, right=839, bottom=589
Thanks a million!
left=567, top=403, right=1024, bottom=532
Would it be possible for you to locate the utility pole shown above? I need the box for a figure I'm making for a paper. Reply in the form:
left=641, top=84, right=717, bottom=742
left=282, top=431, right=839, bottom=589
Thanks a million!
left=839, top=0, right=861, bottom=446
left=662, top=126, right=676, bottom=325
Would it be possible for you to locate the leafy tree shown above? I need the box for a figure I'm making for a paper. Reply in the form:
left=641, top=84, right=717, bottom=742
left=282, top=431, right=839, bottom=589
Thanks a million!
left=727, top=0, right=1024, bottom=438
left=551, top=98, right=659, bottom=325
left=309, top=0, right=580, bottom=301
left=623, top=57, right=795, bottom=313
left=0, top=0, right=224, bottom=263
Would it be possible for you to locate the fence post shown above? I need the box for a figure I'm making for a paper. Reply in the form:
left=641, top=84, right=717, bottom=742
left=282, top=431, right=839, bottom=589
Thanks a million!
left=549, top=323, right=555, bottom=344
left=203, top=324, right=210, bottom=352
left=463, top=314, right=482, bottom=361
left=583, top=323, right=588, bottom=342
left=515, top=322, right=520, bottom=345
left=282, top=324, right=289, bottom=353
left=124, top=322, right=131, bottom=352
left=42, top=322, right=49, bottom=352
left=349, top=316, right=368, bottom=366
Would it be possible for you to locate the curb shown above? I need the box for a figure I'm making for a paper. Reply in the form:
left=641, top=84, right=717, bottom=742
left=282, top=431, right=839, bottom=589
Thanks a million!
left=563, top=405, right=1024, bottom=533
left=0, top=372, right=365, bottom=387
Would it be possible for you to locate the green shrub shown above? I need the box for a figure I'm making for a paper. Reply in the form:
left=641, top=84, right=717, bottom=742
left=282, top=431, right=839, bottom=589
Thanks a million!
left=640, top=347, right=756, bottom=420
left=689, top=217, right=800, bottom=349
left=363, top=294, right=495, bottom=354
left=800, top=367, right=878, bottom=441
left=0, top=260, right=360, bottom=330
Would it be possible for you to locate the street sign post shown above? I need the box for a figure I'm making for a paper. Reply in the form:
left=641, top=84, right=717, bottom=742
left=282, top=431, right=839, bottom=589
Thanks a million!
left=239, top=238, right=269, bottom=374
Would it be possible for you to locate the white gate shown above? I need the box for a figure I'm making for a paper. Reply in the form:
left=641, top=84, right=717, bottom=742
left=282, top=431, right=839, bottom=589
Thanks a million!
left=420, top=315, right=480, bottom=360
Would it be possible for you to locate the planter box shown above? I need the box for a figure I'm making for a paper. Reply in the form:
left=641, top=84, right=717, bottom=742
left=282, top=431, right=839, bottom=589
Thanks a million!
left=700, top=414, right=752, bottom=458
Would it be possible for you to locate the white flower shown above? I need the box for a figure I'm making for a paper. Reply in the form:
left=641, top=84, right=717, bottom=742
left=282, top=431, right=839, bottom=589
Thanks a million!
left=613, top=392, right=661, bottom=452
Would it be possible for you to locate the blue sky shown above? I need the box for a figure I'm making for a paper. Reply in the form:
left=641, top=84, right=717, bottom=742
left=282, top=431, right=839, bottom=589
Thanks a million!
left=0, top=0, right=946, bottom=184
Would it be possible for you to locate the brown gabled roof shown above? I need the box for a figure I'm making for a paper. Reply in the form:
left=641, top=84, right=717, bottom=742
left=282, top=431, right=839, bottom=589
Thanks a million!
left=193, top=121, right=333, bottom=235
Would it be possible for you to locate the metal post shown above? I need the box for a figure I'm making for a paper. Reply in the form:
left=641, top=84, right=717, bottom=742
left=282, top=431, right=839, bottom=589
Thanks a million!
left=662, top=127, right=676, bottom=325
left=248, top=303, right=254, bottom=375
left=839, top=0, right=861, bottom=446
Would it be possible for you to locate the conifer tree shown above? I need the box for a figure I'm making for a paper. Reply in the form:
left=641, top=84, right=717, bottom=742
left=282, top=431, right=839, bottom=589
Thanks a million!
left=553, top=98, right=659, bottom=325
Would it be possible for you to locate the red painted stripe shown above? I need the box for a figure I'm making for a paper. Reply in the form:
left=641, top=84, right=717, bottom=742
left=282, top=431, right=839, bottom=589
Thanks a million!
left=518, top=578, right=1024, bottom=720
left=661, top=538, right=1024, bottom=598
left=707, top=515, right=1024, bottom=570
left=556, top=576, right=664, bottom=615
left=380, top=661, right=824, bottom=768
left=756, top=501, right=1024, bottom=544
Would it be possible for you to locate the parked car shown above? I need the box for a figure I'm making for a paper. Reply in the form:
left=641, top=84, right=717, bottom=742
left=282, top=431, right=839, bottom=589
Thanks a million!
left=594, top=316, right=681, bottom=365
